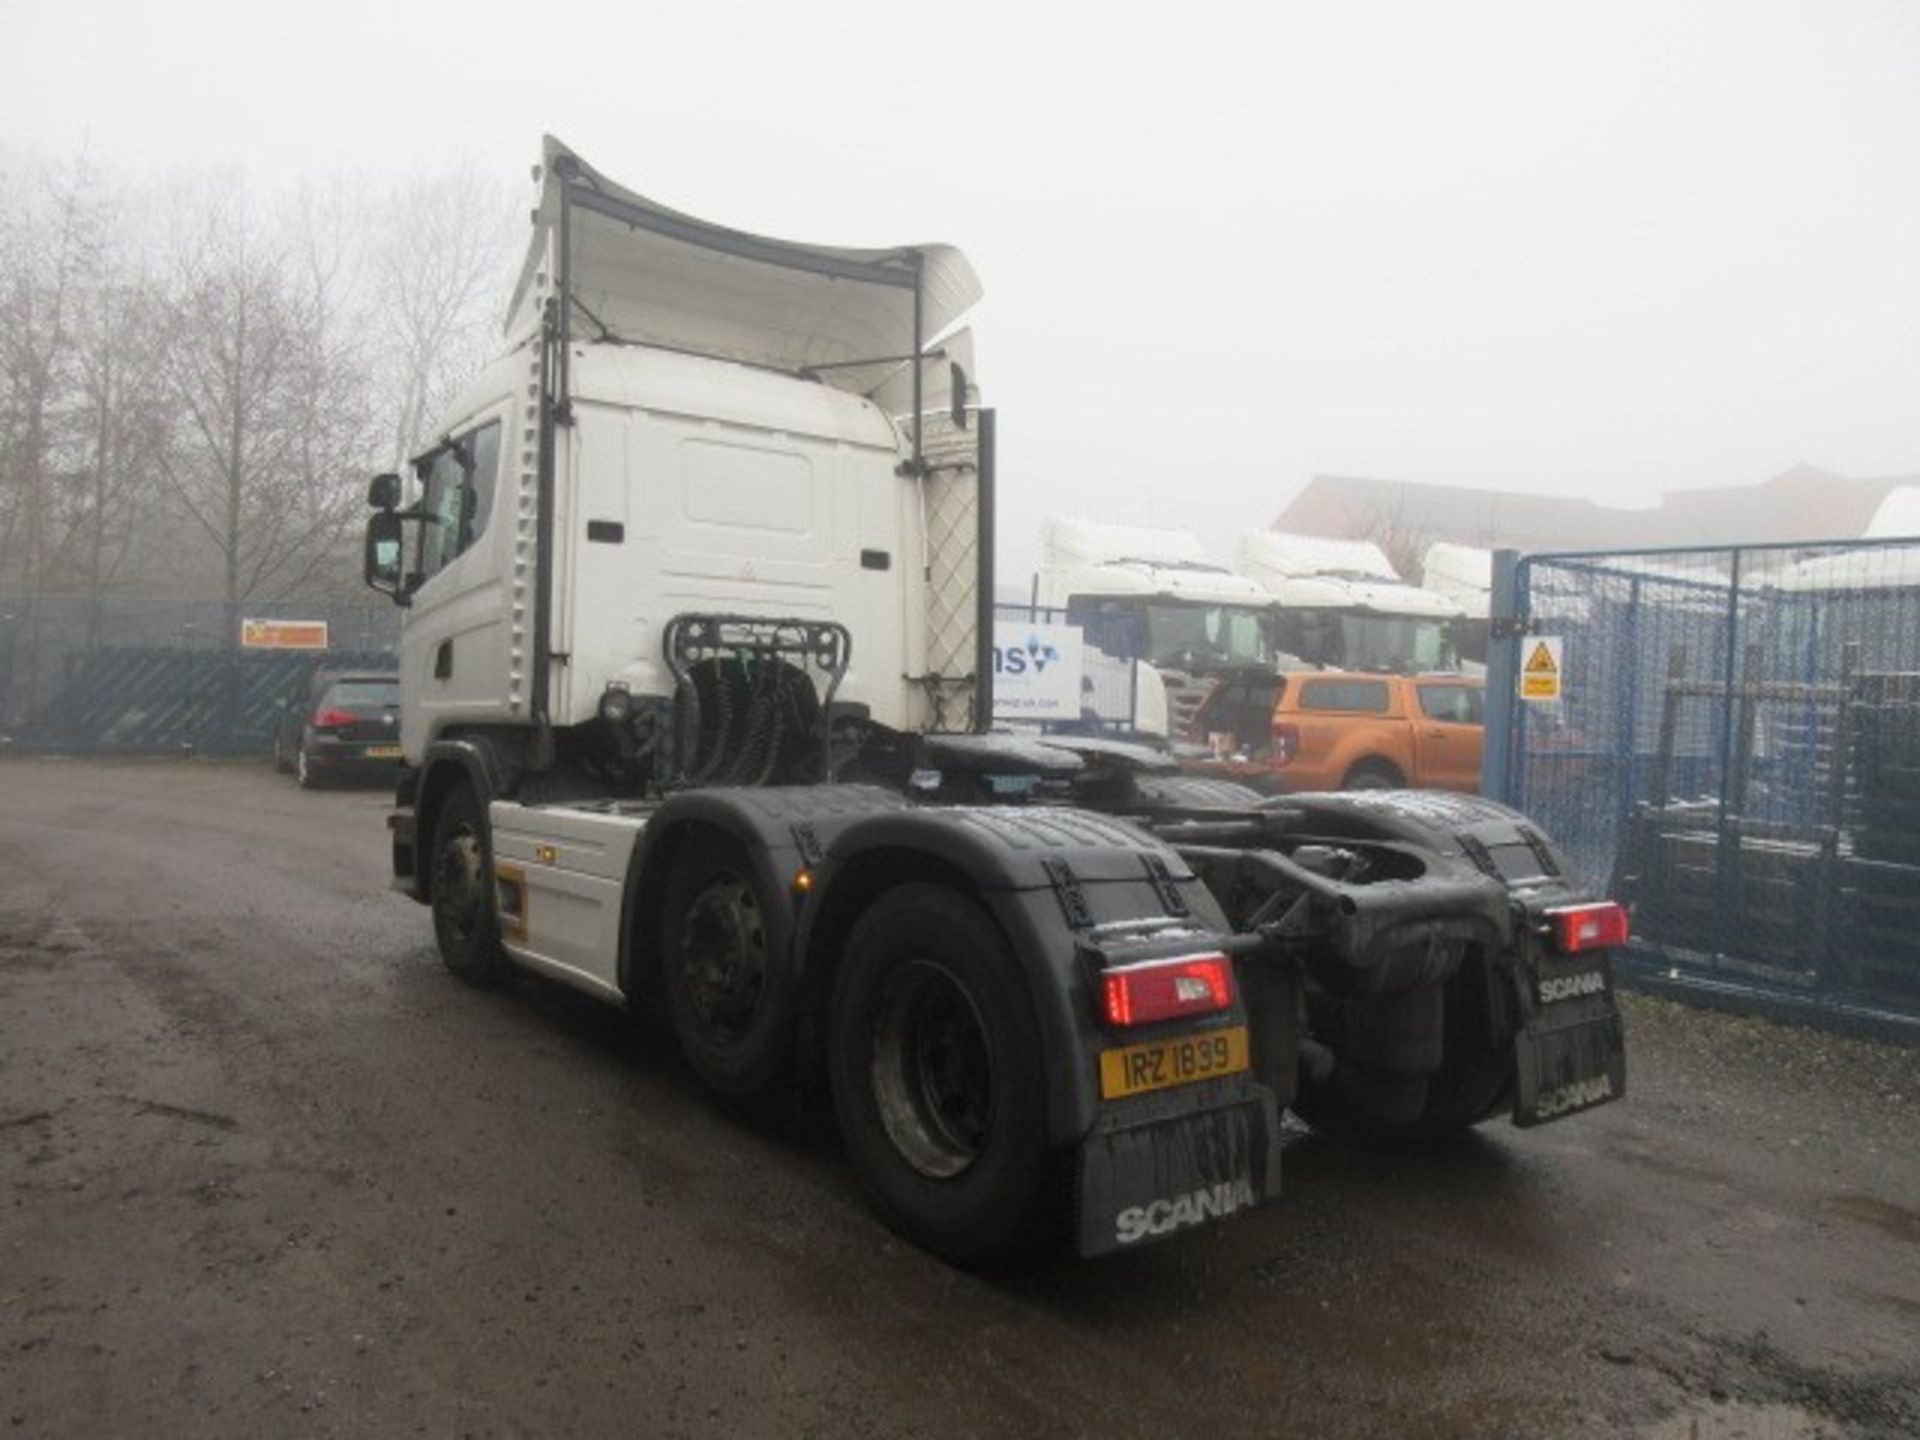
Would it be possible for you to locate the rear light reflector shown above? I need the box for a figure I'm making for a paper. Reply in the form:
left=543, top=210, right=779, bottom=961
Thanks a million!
left=1272, top=722, right=1300, bottom=768
left=311, top=707, right=358, bottom=729
left=1546, top=902, right=1629, bottom=953
left=1101, top=954, right=1235, bottom=1027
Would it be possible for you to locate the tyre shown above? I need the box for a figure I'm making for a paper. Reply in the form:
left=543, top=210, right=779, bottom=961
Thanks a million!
left=429, top=782, right=512, bottom=987
left=1342, top=759, right=1403, bottom=791
left=659, top=835, right=795, bottom=1097
left=1295, top=960, right=1515, bottom=1142
left=828, top=884, right=1058, bottom=1265
left=295, top=747, right=319, bottom=789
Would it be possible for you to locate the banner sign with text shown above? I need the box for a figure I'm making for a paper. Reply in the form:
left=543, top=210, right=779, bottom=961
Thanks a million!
left=991, top=622, right=1085, bottom=721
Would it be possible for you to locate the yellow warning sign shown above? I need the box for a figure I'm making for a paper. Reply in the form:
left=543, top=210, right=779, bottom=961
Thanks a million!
left=1520, top=636, right=1563, bottom=701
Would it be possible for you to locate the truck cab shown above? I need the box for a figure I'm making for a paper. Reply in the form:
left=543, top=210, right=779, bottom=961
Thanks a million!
left=357, top=139, right=1627, bottom=1268
left=1236, top=531, right=1466, bottom=674
left=1034, top=517, right=1277, bottom=737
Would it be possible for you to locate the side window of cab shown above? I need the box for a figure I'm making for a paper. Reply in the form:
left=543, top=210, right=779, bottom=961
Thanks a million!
left=413, top=421, right=501, bottom=585
left=1417, top=684, right=1485, bottom=725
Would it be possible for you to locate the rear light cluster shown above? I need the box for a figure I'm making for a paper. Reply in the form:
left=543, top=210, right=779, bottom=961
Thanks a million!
left=1271, top=722, right=1299, bottom=768
left=310, top=707, right=358, bottom=730
left=1546, top=902, right=1630, bottom=954
left=1101, top=954, right=1235, bottom=1027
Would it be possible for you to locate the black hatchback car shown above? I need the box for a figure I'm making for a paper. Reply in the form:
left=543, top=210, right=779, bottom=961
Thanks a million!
left=273, top=672, right=402, bottom=788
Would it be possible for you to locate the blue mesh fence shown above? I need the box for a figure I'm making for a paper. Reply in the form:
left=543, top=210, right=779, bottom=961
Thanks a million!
left=5, top=597, right=1134, bottom=753
left=1490, top=538, right=1920, bottom=1026
left=0, top=594, right=400, bottom=755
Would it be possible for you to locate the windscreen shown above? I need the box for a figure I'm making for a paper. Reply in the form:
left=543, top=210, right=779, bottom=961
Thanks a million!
left=1141, top=603, right=1274, bottom=669
left=1276, top=611, right=1458, bottom=673
left=325, top=680, right=400, bottom=710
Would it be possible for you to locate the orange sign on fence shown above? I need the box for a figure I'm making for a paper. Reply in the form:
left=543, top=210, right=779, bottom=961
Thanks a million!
left=239, top=619, right=330, bottom=651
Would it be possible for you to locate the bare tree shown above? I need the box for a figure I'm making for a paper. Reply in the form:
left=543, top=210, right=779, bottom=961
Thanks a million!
left=55, top=264, right=172, bottom=642
left=0, top=153, right=105, bottom=596
left=371, top=164, right=517, bottom=468
left=152, top=176, right=371, bottom=622
left=1344, top=489, right=1433, bottom=582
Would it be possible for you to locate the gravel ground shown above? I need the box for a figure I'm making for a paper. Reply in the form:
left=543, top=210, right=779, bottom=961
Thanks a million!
left=1, top=757, right=1916, bottom=1438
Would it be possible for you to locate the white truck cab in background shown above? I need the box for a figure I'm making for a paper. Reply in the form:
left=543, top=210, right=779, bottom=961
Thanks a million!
left=1032, top=517, right=1276, bottom=737
left=1235, top=531, right=1468, bottom=674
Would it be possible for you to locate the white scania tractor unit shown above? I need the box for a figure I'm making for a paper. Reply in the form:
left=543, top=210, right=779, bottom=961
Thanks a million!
left=362, top=139, right=1627, bottom=1264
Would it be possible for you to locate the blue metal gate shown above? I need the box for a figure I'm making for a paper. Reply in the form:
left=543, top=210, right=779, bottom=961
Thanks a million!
left=1483, top=538, right=1920, bottom=1037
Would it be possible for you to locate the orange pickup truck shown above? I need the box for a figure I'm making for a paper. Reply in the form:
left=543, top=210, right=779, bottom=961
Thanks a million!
left=1188, top=671, right=1485, bottom=793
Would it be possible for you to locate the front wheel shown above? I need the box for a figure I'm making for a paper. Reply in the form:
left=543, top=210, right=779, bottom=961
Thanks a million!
left=828, top=884, right=1058, bottom=1265
left=430, top=783, right=512, bottom=987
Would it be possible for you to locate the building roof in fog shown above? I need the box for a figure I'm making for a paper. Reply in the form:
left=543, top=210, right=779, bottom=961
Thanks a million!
left=1274, top=465, right=1919, bottom=554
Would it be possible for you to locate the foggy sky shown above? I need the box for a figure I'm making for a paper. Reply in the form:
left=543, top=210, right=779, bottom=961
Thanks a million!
left=5, top=0, right=1917, bottom=580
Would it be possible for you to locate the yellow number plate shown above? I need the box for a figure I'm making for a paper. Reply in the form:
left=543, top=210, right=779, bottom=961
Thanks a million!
left=1099, top=1025, right=1250, bottom=1100
left=365, top=745, right=402, bottom=760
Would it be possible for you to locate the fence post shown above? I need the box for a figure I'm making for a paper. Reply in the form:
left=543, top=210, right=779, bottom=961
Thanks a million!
left=1617, top=577, right=1643, bottom=823
left=1711, top=547, right=1744, bottom=963
left=1482, top=548, right=1523, bottom=805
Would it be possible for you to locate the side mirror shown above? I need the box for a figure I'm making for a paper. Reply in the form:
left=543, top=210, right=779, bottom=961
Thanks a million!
left=364, top=511, right=408, bottom=603
left=368, top=473, right=402, bottom=510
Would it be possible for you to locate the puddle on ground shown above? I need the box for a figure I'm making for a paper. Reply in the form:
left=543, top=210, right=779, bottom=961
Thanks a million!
left=1641, top=1399, right=1840, bottom=1439
left=1823, top=1193, right=1920, bottom=1244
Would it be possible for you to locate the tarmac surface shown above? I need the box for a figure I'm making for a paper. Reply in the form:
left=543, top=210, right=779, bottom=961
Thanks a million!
left=1, top=757, right=1916, bottom=1438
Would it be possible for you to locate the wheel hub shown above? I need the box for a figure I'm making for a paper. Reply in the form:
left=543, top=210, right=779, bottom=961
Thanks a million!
left=870, top=960, right=994, bottom=1180
left=433, top=827, right=485, bottom=944
left=679, top=877, right=767, bottom=1042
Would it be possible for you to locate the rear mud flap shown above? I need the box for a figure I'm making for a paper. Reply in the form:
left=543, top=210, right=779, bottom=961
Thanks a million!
left=1513, top=955, right=1627, bottom=1127
left=1074, top=1085, right=1282, bottom=1258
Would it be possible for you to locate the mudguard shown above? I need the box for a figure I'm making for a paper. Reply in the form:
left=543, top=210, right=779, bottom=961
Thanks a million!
left=614, top=784, right=911, bottom=1000
left=800, top=804, right=1234, bottom=1146
left=1075, top=1076, right=1283, bottom=1257
left=1270, top=788, right=1627, bottom=1127
left=393, top=735, right=526, bottom=900
left=617, top=789, right=1285, bottom=1251
left=1262, top=789, right=1585, bottom=896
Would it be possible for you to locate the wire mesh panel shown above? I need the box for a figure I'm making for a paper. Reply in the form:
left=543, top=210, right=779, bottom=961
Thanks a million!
left=1494, top=538, right=1920, bottom=1027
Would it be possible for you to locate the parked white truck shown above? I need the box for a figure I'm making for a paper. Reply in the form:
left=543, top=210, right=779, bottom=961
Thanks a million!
left=361, top=138, right=1627, bottom=1264
left=1032, top=517, right=1277, bottom=737
left=1235, top=531, right=1466, bottom=673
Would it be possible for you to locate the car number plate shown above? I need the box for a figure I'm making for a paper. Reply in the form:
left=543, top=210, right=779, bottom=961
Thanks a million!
left=1099, top=1025, right=1250, bottom=1101
left=365, top=745, right=402, bottom=760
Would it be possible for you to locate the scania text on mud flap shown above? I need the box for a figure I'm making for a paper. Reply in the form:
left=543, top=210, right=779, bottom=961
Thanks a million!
left=361, top=139, right=1627, bottom=1265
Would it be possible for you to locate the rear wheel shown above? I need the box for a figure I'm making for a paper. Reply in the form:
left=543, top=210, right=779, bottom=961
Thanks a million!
left=829, top=884, right=1057, bottom=1265
left=660, top=835, right=794, bottom=1097
left=295, top=747, right=319, bottom=789
left=430, top=782, right=512, bottom=987
left=1296, top=959, right=1515, bottom=1141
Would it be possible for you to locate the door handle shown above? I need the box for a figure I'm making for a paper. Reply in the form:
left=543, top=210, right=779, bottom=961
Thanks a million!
left=1424, top=728, right=1446, bottom=738
left=434, top=640, right=453, bottom=680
